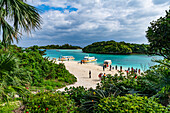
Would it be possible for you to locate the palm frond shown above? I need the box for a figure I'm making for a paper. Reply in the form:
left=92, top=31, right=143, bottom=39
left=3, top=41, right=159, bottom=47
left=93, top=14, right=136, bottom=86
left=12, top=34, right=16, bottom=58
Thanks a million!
left=0, top=0, right=42, bottom=47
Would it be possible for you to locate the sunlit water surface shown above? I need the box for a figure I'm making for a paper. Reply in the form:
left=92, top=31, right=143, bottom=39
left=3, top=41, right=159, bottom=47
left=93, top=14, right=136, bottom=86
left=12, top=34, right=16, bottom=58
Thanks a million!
left=43, top=49, right=162, bottom=71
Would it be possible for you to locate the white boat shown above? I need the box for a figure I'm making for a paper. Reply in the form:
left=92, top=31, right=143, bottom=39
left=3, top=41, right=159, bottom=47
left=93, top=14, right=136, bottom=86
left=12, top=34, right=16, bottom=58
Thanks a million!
left=82, top=55, right=97, bottom=63
left=59, top=56, right=75, bottom=61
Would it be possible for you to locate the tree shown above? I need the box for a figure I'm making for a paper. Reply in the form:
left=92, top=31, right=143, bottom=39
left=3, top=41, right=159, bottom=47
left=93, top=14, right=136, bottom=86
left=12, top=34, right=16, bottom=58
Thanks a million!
left=0, top=0, right=41, bottom=48
left=146, top=9, right=170, bottom=60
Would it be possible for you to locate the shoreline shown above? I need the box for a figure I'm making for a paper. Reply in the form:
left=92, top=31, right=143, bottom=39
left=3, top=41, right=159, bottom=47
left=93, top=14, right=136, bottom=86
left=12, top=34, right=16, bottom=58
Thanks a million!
left=56, top=60, right=127, bottom=91
left=82, top=51, right=147, bottom=55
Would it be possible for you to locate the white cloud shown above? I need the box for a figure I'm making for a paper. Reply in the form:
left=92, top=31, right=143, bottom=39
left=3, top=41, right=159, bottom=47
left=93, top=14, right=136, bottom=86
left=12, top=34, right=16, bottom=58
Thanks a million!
left=17, top=0, right=170, bottom=47
left=77, top=22, right=98, bottom=30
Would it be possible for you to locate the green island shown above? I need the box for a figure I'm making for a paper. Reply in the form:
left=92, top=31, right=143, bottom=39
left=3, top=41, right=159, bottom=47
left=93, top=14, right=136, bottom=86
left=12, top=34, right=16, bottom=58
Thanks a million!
left=83, top=41, right=149, bottom=54
left=28, top=44, right=82, bottom=49
left=0, top=0, right=169, bottom=112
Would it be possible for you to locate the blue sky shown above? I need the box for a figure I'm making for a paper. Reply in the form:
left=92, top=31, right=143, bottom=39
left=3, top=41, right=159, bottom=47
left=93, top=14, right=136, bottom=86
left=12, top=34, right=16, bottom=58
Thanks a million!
left=15, top=0, right=169, bottom=47
left=37, top=4, right=78, bottom=13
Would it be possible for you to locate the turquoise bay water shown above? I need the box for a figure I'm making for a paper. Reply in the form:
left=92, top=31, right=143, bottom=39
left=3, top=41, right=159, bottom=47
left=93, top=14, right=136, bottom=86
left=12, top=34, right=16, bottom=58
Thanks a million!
left=44, top=49, right=162, bottom=71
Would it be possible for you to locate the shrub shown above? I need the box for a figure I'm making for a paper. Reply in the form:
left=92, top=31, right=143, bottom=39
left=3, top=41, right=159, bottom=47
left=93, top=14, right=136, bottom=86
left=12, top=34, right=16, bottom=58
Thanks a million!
left=95, top=94, right=169, bottom=113
left=25, top=92, right=77, bottom=112
left=15, top=47, right=77, bottom=88
left=56, top=82, right=64, bottom=88
left=58, top=77, right=65, bottom=81
left=0, top=101, right=21, bottom=113
left=64, top=86, right=89, bottom=105
left=45, top=86, right=53, bottom=90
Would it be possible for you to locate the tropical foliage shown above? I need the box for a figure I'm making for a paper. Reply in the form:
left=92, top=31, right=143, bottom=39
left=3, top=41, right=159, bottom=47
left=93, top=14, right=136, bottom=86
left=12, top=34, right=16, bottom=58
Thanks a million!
left=0, top=50, right=31, bottom=103
left=95, top=94, right=168, bottom=113
left=16, top=49, right=77, bottom=87
left=0, top=45, right=77, bottom=106
left=0, top=0, right=41, bottom=48
left=29, top=44, right=82, bottom=49
left=63, top=66, right=169, bottom=112
left=146, top=9, right=170, bottom=60
left=83, top=40, right=149, bottom=54
left=24, top=91, right=77, bottom=113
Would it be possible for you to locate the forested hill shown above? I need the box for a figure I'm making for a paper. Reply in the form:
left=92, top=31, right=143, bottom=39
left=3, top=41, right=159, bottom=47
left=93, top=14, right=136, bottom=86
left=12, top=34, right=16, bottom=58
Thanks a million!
left=28, top=44, right=82, bottom=49
left=82, top=40, right=149, bottom=54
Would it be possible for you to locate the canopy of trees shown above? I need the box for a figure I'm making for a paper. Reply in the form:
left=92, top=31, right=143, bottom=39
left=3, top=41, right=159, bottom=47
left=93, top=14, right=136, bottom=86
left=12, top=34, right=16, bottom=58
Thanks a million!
left=146, top=9, right=170, bottom=60
left=82, top=40, right=149, bottom=54
left=28, top=44, right=82, bottom=49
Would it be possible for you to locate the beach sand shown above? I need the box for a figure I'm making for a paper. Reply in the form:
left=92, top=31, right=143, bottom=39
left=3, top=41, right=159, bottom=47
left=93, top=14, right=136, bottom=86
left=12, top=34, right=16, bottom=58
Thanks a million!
left=57, top=61, right=124, bottom=91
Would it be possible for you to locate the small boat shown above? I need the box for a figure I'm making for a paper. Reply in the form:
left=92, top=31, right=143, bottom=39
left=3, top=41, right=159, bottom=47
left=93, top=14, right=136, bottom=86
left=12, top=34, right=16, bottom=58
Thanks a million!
left=103, top=60, right=112, bottom=67
left=59, top=56, right=75, bottom=61
left=82, top=55, right=97, bottom=63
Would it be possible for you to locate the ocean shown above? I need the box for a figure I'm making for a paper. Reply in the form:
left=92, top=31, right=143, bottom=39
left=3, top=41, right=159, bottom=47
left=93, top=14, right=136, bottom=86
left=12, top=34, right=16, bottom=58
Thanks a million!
left=43, top=49, right=162, bottom=71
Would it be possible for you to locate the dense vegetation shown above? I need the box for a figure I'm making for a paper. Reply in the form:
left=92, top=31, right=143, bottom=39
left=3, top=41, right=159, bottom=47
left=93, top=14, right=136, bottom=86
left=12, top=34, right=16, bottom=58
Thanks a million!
left=24, top=92, right=77, bottom=112
left=146, top=9, right=170, bottom=60
left=23, top=63, right=169, bottom=112
left=29, top=44, right=82, bottom=49
left=0, top=45, right=77, bottom=107
left=83, top=40, right=149, bottom=54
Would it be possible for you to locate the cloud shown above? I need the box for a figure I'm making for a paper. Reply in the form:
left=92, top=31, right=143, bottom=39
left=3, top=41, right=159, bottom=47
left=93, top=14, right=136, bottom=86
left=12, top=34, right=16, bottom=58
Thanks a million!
left=16, top=0, right=170, bottom=47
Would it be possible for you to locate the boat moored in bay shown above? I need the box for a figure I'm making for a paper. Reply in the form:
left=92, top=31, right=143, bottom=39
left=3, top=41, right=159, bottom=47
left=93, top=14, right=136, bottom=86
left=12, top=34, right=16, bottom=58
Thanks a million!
left=59, top=56, right=75, bottom=61
left=82, top=55, right=97, bottom=63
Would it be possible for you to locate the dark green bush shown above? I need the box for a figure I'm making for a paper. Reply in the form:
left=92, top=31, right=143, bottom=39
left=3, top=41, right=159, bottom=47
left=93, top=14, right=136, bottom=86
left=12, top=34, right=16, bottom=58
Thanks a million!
left=95, top=94, right=169, bottom=113
left=57, top=77, right=65, bottom=82
left=45, top=86, right=53, bottom=90
left=15, top=47, right=77, bottom=88
left=64, top=86, right=89, bottom=105
left=25, top=92, right=77, bottom=112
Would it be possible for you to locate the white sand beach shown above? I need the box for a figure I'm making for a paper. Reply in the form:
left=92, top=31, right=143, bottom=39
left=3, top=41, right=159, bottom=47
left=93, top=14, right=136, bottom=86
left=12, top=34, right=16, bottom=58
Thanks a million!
left=57, top=61, right=125, bottom=91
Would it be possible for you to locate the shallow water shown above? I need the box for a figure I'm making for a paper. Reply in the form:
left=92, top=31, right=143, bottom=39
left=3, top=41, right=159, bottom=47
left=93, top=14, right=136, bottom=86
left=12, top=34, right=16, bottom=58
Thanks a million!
left=43, top=49, right=162, bottom=71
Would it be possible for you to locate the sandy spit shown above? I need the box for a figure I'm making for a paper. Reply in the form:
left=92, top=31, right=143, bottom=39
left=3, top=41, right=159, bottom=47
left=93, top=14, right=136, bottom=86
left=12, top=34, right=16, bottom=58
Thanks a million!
left=57, top=61, right=124, bottom=91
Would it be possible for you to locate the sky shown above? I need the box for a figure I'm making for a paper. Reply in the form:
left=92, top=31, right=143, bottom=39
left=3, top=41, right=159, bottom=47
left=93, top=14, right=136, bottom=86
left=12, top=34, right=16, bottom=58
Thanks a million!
left=14, top=0, right=170, bottom=47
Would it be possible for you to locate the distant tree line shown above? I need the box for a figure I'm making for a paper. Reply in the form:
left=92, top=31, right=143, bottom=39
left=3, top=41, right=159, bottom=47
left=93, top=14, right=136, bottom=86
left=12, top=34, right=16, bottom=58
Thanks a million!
left=82, top=40, right=149, bottom=54
left=28, top=44, right=82, bottom=49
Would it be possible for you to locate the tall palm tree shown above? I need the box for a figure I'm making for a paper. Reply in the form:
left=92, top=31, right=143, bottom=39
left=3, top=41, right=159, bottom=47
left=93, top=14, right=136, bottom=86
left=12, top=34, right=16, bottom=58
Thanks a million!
left=0, top=0, right=41, bottom=48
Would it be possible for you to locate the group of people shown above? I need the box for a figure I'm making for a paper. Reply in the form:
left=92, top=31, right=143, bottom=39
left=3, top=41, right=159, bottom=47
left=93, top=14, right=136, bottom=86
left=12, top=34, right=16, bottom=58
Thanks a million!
left=103, top=64, right=112, bottom=71
left=89, top=64, right=141, bottom=81
left=126, top=67, right=141, bottom=74
left=103, top=64, right=141, bottom=74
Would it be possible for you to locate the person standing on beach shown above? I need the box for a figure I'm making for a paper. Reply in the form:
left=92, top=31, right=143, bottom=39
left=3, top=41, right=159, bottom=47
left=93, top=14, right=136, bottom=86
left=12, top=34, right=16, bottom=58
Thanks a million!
left=115, top=65, right=117, bottom=70
left=103, top=65, right=105, bottom=71
left=120, top=66, right=122, bottom=72
left=110, top=65, right=112, bottom=71
left=89, top=70, right=91, bottom=78
left=138, top=69, right=141, bottom=74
